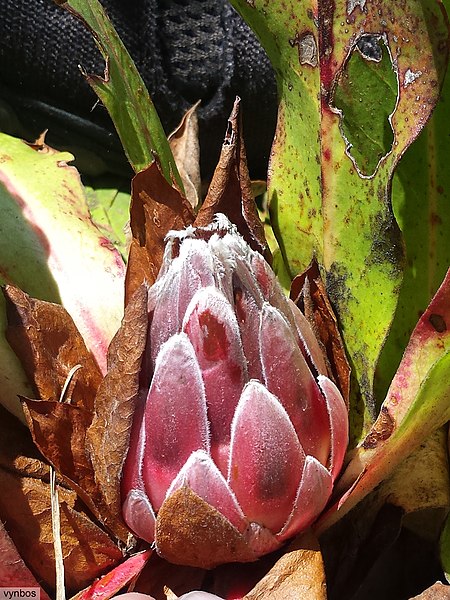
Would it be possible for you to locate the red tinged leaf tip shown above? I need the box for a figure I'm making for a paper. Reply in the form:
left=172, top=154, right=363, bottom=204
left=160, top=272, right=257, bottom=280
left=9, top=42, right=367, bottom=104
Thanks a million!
left=228, top=381, right=305, bottom=533
left=183, top=287, right=247, bottom=474
left=142, top=333, right=209, bottom=511
left=259, top=303, right=331, bottom=465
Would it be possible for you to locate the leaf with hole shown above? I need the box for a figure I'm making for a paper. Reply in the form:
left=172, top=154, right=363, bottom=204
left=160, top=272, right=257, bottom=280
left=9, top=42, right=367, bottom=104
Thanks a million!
left=229, top=0, right=449, bottom=434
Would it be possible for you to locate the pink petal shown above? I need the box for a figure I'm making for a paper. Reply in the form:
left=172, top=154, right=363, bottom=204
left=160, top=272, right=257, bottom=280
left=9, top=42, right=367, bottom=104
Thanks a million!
left=318, top=375, right=349, bottom=481
left=250, top=252, right=292, bottom=318
left=228, top=381, right=305, bottom=533
left=122, top=489, right=156, bottom=544
left=183, top=287, right=247, bottom=474
left=244, top=522, right=282, bottom=557
left=288, top=299, right=328, bottom=376
left=167, top=450, right=248, bottom=533
left=233, top=282, right=264, bottom=381
left=142, top=334, right=209, bottom=510
left=276, top=456, right=333, bottom=542
left=149, top=263, right=182, bottom=366
left=177, top=238, right=216, bottom=318
left=260, top=304, right=331, bottom=465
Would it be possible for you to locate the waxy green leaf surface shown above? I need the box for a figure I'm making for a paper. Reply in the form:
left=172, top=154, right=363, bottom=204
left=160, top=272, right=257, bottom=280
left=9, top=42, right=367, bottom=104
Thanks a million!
left=230, top=0, right=449, bottom=427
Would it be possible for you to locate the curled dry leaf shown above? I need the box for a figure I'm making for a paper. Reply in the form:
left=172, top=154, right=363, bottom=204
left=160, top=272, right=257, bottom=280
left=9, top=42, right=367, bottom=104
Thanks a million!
left=291, top=261, right=350, bottom=405
left=244, top=530, right=326, bottom=600
left=86, top=285, right=149, bottom=542
left=194, top=97, right=270, bottom=262
left=3, top=284, right=140, bottom=541
left=0, top=471, right=121, bottom=593
left=169, top=102, right=202, bottom=210
left=126, top=164, right=195, bottom=303
left=21, top=398, right=114, bottom=534
left=0, top=407, right=121, bottom=595
left=3, top=285, right=102, bottom=411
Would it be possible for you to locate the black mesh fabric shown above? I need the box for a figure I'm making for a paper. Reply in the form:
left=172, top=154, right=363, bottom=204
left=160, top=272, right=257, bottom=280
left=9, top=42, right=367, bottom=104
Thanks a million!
left=0, top=0, right=277, bottom=177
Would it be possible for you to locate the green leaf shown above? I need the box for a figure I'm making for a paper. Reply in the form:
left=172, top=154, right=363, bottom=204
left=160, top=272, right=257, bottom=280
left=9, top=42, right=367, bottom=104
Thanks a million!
left=84, top=176, right=130, bottom=260
left=0, top=133, right=125, bottom=419
left=319, top=269, right=450, bottom=531
left=55, top=0, right=183, bottom=187
left=376, top=0, right=450, bottom=404
left=333, top=39, right=397, bottom=178
left=230, top=0, right=449, bottom=429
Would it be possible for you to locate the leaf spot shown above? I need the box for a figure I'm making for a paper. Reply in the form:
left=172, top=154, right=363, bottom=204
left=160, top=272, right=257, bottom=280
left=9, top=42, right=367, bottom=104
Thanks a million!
left=403, top=68, right=422, bottom=87
left=356, top=35, right=383, bottom=62
left=429, top=313, right=447, bottom=333
left=347, top=0, right=366, bottom=15
left=362, top=406, right=395, bottom=449
left=290, top=32, right=318, bottom=68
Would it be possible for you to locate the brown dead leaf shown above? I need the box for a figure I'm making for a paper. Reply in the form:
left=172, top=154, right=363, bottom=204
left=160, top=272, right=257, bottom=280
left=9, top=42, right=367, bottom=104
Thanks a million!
left=3, top=285, right=102, bottom=412
left=169, top=102, right=201, bottom=210
left=291, top=261, right=350, bottom=405
left=0, top=403, right=49, bottom=479
left=194, top=97, right=271, bottom=262
left=86, top=285, right=149, bottom=542
left=156, top=487, right=257, bottom=568
left=126, top=163, right=195, bottom=303
left=0, top=405, right=122, bottom=594
left=0, top=468, right=121, bottom=595
left=21, top=398, right=113, bottom=532
left=244, top=530, right=326, bottom=600
left=410, top=583, right=450, bottom=599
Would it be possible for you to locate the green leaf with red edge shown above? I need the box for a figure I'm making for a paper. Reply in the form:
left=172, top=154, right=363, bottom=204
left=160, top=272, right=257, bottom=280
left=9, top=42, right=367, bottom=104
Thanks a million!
left=376, top=0, right=450, bottom=404
left=317, top=269, right=450, bottom=532
left=54, top=0, right=182, bottom=186
left=0, top=133, right=125, bottom=420
left=229, top=0, right=449, bottom=430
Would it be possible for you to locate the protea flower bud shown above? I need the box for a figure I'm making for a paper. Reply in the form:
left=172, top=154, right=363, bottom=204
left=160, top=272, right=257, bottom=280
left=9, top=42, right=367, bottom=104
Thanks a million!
left=121, top=215, right=348, bottom=568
